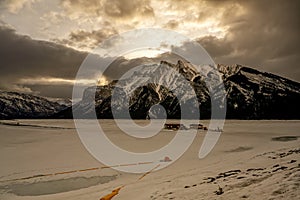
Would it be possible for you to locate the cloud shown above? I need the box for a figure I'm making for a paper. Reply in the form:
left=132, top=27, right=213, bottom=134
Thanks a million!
left=1, top=0, right=299, bottom=100
left=197, top=36, right=233, bottom=59
left=164, top=20, right=179, bottom=29
left=18, top=77, right=95, bottom=86
left=60, top=0, right=154, bottom=20
left=102, top=52, right=186, bottom=80
left=55, top=0, right=155, bottom=50
left=0, top=24, right=88, bottom=98
left=55, top=26, right=118, bottom=51
left=60, top=0, right=102, bottom=19
left=0, top=0, right=38, bottom=13
left=194, top=0, right=300, bottom=81
left=103, top=0, right=154, bottom=19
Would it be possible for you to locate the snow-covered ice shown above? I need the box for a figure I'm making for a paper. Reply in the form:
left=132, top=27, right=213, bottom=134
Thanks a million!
left=0, top=120, right=299, bottom=200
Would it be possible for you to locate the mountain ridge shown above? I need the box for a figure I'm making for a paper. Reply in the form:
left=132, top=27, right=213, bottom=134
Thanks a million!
left=1, top=60, right=299, bottom=119
left=53, top=60, right=300, bottom=120
left=0, top=90, right=67, bottom=119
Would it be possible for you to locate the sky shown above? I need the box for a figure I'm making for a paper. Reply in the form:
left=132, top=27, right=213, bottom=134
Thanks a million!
left=0, top=0, right=299, bottom=98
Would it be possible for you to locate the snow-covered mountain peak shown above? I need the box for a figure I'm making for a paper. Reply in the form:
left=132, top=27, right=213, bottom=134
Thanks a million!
left=9, top=60, right=298, bottom=120
left=216, top=64, right=243, bottom=78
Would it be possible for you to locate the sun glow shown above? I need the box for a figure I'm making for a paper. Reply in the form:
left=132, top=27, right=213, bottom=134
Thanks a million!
left=123, top=49, right=167, bottom=59
left=97, top=77, right=109, bottom=86
left=18, top=77, right=96, bottom=86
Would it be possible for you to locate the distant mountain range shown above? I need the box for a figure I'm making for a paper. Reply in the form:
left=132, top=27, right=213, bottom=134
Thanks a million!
left=1, top=60, right=299, bottom=119
left=0, top=91, right=67, bottom=119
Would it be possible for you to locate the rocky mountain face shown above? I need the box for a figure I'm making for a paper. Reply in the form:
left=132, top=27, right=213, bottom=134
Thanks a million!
left=54, top=60, right=300, bottom=120
left=222, top=65, right=300, bottom=119
left=0, top=91, right=67, bottom=119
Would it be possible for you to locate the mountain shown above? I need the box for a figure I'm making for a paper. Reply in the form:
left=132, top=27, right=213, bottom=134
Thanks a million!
left=45, top=97, right=72, bottom=107
left=0, top=91, right=67, bottom=119
left=54, top=60, right=300, bottom=119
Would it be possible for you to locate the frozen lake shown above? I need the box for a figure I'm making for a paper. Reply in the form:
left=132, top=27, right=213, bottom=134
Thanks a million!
left=0, top=120, right=299, bottom=200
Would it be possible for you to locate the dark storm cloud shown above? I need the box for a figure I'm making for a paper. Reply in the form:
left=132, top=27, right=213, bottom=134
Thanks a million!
left=196, top=0, right=300, bottom=81
left=197, top=36, right=233, bottom=59
left=0, top=24, right=88, bottom=97
left=23, top=84, right=74, bottom=99
left=0, top=23, right=180, bottom=98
